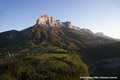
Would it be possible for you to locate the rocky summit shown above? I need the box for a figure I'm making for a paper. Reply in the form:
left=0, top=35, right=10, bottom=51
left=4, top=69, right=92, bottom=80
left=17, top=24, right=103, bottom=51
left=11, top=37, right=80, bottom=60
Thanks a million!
left=36, top=15, right=77, bottom=29
left=36, top=15, right=62, bottom=27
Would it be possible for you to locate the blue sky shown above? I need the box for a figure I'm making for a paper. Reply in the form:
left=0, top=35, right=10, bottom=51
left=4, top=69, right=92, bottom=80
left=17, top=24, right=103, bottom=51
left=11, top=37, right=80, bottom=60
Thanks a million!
left=0, top=0, right=120, bottom=39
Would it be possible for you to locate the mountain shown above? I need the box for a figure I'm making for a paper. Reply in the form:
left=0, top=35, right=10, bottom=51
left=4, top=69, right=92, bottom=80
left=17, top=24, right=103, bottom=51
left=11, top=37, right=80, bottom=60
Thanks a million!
left=0, top=15, right=119, bottom=80
left=0, top=15, right=115, bottom=49
left=96, top=32, right=115, bottom=40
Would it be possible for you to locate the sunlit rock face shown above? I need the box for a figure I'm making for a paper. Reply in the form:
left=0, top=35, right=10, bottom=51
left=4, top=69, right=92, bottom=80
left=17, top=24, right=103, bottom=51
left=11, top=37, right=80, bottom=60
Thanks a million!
left=36, top=15, right=74, bottom=28
left=37, top=15, right=63, bottom=27
left=36, top=15, right=87, bottom=31
left=63, top=21, right=72, bottom=28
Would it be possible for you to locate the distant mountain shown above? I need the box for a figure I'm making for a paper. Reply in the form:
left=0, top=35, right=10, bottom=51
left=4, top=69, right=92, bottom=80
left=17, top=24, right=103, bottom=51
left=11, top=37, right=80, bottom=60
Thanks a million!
left=0, top=15, right=116, bottom=50
left=96, top=32, right=114, bottom=40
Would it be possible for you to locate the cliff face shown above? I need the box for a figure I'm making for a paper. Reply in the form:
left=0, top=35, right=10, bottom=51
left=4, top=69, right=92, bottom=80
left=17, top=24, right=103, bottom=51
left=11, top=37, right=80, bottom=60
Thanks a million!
left=37, top=15, right=63, bottom=27
left=36, top=15, right=74, bottom=29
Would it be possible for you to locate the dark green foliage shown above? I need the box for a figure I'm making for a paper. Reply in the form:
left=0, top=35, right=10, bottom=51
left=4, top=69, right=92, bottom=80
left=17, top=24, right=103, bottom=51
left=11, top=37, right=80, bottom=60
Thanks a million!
left=0, top=24, right=115, bottom=53
left=86, top=42, right=120, bottom=62
left=0, top=54, right=89, bottom=80
left=0, top=24, right=118, bottom=80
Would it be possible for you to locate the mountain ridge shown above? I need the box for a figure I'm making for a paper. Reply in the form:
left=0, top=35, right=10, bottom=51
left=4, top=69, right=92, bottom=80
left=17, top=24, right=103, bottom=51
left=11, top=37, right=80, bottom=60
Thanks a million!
left=0, top=15, right=116, bottom=49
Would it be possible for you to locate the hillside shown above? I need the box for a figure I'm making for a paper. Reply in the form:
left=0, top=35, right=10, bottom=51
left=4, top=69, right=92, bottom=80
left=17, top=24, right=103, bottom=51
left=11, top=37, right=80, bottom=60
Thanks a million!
left=86, top=42, right=120, bottom=61
left=0, top=15, right=115, bottom=52
left=0, top=53, right=89, bottom=80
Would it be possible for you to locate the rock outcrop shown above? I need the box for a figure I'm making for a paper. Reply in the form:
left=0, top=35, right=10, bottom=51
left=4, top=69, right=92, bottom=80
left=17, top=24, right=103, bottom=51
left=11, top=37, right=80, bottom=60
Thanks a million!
left=63, top=21, right=72, bottom=28
left=36, top=15, right=93, bottom=33
left=36, top=15, right=74, bottom=28
left=37, top=15, right=63, bottom=27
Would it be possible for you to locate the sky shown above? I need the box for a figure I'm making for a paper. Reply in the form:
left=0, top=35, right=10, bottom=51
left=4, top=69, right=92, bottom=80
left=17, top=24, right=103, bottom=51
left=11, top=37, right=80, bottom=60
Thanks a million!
left=0, top=0, right=120, bottom=39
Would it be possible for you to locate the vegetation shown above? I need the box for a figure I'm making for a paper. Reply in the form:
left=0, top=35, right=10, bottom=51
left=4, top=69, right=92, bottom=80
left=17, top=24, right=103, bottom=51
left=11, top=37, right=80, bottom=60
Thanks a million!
left=0, top=24, right=119, bottom=80
left=86, top=42, right=120, bottom=62
left=0, top=53, right=89, bottom=80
